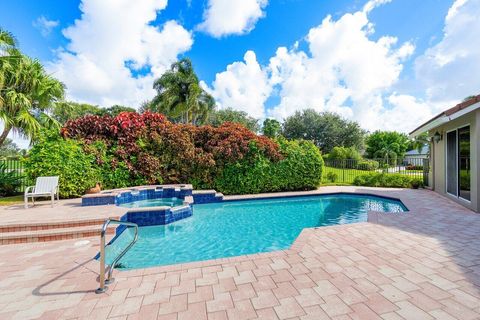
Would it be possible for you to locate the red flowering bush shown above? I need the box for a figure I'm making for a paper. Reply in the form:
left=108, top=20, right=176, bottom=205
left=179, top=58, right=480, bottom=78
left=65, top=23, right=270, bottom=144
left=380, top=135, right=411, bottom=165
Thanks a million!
left=61, top=112, right=323, bottom=193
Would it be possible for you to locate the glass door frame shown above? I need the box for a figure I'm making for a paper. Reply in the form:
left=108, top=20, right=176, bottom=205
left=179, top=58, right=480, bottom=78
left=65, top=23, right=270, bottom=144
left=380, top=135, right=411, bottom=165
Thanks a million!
left=445, top=125, right=471, bottom=202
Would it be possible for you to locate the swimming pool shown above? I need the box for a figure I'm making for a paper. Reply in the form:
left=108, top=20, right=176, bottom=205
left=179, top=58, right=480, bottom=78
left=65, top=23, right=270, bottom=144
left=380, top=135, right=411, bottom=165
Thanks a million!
left=105, top=194, right=406, bottom=269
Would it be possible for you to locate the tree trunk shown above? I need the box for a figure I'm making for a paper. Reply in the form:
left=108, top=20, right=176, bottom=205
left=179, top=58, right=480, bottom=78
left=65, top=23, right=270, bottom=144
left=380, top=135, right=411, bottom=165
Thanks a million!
left=0, top=125, right=12, bottom=146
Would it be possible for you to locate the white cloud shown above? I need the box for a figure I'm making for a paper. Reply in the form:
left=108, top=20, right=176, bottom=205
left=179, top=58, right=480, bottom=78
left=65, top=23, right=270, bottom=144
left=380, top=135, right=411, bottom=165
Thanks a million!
left=268, top=8, right=417, bottom=131
left=206, top=0, right=480, bottom=134
left=33, top=16, right=59, bottom=37
left=47, top=0, right=193, bottom=108
left=415, top=0, right=480, bottom=104
left=204, top=51, right=271, bottom=118
left=206, top=0, right=421, bottom=131
left=197, top=0, right=268, bottom=37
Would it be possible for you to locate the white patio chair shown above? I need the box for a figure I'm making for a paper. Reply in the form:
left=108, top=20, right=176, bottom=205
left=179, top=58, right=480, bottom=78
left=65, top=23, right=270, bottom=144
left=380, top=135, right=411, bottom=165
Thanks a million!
left=24, top=176, right=60, bottom=208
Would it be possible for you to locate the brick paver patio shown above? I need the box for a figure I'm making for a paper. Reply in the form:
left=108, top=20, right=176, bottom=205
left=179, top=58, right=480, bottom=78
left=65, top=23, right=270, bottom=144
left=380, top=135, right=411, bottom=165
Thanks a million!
left=0, top=186, right=479, bottom=319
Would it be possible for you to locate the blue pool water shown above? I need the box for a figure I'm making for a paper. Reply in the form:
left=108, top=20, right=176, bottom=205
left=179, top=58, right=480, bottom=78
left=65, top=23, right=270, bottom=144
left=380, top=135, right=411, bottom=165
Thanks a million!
left=106, top=194, right=406, bottom=269
left=118, top=197, right=184, bottom=208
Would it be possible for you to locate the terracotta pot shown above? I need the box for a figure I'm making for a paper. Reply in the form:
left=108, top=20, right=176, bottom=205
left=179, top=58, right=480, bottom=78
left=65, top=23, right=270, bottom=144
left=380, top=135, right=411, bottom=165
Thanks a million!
left=86, top=183, right=101, bottom=194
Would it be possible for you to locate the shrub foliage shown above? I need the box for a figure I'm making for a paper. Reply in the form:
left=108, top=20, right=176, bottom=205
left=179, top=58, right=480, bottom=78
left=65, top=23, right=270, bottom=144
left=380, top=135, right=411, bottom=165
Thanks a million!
left=0, top=162, right=22, bottom=196
left=353, top=172, right=422, bottom=188
left=23, top=131, right=99, bottom=198
left=23, top=112, right=325, bottom=197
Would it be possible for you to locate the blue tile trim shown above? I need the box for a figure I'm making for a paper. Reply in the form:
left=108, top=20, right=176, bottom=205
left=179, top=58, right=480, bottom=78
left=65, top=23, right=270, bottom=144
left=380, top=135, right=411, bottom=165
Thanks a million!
left=83, top=186, right=195, bottom=207
left=120, top=205, right=193, bottom=227
left=81, top=196, right=116, bottom=206
left=192, top=193, right=223, bottom=204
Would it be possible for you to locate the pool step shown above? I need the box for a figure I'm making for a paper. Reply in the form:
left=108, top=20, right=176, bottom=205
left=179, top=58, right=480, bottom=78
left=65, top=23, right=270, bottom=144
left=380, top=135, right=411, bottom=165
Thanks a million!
left=192, top=190, right=224, bottom=204
left=0, top=217, right=118, bottom=233
left=0, top=225, right=116, bottom=245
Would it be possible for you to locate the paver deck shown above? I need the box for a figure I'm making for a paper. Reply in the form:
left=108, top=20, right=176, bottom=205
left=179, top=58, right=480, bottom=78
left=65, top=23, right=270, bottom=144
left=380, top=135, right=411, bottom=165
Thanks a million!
left=0, top=186, right=479, bottom=319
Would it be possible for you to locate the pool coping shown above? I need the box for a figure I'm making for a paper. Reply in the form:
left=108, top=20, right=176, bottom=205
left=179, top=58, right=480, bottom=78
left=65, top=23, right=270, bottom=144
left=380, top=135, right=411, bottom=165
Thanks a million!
left=105, top=190, right=408, bottom=273
left=220, top=191, right=409, bottom=211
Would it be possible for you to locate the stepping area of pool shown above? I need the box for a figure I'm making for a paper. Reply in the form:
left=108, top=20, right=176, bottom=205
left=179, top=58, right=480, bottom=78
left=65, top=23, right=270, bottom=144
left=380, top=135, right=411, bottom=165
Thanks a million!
left=0, top=186, right=479, bottom=319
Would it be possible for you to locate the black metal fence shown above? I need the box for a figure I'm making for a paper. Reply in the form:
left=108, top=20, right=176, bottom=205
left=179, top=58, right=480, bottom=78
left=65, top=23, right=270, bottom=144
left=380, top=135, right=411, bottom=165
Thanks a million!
left=0, top=158, right=25, bottom=192
left=323, top=157, right=430, bottom=186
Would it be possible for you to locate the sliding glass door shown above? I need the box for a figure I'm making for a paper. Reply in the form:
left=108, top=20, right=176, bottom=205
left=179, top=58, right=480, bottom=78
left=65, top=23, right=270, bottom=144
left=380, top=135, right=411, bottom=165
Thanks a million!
left=446, top=131, right=458, bottom=196
left=458, top=126, right=471, bottom=200
left=446, top=126, right=471, bottom=201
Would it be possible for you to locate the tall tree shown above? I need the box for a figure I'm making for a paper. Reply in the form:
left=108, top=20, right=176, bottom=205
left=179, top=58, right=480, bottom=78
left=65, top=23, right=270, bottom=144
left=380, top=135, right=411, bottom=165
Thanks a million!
left=410, top=132, right=429, bottom=154
left=148, top=58, right=215, bottom=125
left=0, top=53, right=64, bottom=145
left=365, top=131, right=410, bottom=159
left=0, top=138, right=21, bottom=158
left=262, top=118, right=281, bottom=138
left=282, top=109, right=365, bottom=153
left=52, top=101, right=101, bottom=124
left=98, top=105, right=136, bottom=117
left=1, top=29, right=64, bottom=146
left=52, top=102, right=137, bottom=124
left=207, top=108, right=260, bottom=132
left=0, top=28, right=20, bottom=109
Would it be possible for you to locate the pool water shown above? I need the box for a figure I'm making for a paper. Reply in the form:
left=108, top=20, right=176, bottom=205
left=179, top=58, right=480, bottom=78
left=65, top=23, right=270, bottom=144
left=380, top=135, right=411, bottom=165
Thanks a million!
left=106, top=194, right=406, bottom=269
left=118, top=197, right=184, bottom=208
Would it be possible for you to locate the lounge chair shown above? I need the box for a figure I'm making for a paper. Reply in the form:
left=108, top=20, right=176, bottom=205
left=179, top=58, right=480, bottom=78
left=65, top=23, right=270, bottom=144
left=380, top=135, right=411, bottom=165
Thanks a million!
left=24, top=176, right=60, bottom=208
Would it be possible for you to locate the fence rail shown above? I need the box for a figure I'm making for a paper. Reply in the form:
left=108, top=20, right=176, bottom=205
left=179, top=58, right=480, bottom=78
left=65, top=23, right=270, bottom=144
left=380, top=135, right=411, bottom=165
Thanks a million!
left=323, top=157, right=429, bottom=186
left=0, top=158, right=26, bottom=192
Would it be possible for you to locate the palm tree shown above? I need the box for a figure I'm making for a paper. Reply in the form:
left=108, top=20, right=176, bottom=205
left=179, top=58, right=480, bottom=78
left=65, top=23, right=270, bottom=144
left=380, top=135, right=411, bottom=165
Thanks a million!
left=0, top=52, right=64, bottom=146
left=0, top=29, right=20, bottom=109
left=150, top=58, right=215, bottom=124
left=374, top=144, right=399, bottom=168
left=411, top=132, right=429, bottom=154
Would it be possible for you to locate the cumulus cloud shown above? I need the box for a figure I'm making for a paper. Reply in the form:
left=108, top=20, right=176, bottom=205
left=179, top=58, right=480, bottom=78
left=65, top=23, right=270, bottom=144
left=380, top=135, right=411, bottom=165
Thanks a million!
left=206, top=0, right=480, bottom=133
left=267, top=7, right=417, bottom=131
left=47, top=0, right=193, bottom=108
left=415, top=0, right=480, bottom=104
left=33, top=16, right=59, bottom=37
left=205, top=51, right=271, bottom=118
left=205, top=0, right=425, bottom=132
left=197, top=0, right=268, bottom=37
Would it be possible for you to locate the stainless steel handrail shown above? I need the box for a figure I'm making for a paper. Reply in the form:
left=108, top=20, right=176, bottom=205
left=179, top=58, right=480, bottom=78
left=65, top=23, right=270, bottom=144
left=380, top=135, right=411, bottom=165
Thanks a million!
left=95, top=219, right=139, bottom=294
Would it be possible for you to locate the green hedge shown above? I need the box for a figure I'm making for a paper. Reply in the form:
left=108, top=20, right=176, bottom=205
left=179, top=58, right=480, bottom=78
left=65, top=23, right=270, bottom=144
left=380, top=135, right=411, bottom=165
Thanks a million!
left=353, top=172, right=422, bottom=188
left=23, top=131, right=99, bottom=198
left=25, top=130, right=324, bottom=197
left=214, top=139, right=323, bottom=194
left=356, top=159, right=379, bottom=171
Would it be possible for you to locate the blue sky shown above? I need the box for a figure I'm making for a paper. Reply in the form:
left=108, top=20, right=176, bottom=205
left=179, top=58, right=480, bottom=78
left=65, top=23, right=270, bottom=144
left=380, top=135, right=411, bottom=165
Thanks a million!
left=2, top=0, right=480, bottom=146
left=1, top=0, right=451, bottom=83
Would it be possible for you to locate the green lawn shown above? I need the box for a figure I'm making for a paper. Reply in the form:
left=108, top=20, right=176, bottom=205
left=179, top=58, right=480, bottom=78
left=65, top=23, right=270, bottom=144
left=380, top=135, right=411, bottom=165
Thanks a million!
left=0, top=195, right=23, bottom=206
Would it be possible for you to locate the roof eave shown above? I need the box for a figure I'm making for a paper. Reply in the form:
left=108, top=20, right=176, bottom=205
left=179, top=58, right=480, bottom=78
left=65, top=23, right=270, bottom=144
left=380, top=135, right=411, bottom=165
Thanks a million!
left=409, top=96, right=480, bottom=138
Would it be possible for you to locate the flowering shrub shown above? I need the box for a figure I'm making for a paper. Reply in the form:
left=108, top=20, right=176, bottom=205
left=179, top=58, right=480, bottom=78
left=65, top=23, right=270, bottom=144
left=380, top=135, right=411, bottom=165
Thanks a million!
left=29, top=112, right=325, bottom=196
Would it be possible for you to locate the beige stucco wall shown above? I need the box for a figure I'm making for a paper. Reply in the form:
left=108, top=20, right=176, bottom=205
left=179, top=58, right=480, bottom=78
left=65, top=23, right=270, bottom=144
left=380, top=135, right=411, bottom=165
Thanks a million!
left=429, top=109, right=479, bottom=212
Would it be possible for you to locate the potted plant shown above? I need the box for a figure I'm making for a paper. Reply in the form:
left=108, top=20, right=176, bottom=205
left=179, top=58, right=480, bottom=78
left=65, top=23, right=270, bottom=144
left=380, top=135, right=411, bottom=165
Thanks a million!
left=86, top=182, right=102, bottom=194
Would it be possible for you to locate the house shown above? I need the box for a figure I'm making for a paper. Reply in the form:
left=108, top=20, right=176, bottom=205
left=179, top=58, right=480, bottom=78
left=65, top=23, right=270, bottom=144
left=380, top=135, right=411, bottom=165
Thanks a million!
left=410, top=94, right=480, bottom=212
left=404, top=145, right=429, bottom=163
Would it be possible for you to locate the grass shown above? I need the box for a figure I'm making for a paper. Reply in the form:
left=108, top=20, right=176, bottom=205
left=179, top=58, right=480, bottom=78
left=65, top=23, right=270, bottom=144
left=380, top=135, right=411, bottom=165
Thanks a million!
left=0, top=195, right=23, bottom=206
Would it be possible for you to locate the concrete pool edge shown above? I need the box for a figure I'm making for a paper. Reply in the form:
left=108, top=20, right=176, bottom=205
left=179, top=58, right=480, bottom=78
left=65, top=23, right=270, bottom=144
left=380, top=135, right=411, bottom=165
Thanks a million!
left=219, top=191, right=409, bottom=211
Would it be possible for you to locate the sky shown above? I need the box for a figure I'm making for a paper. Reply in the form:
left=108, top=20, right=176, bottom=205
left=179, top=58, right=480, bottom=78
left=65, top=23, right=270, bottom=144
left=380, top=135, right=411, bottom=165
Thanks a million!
left=1, top=0, right=480, bottom=148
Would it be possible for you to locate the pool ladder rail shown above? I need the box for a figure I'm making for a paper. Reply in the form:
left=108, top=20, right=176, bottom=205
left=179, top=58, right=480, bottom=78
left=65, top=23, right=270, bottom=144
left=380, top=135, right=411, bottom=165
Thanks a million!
left=95, top=219, right=139, bottom=294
